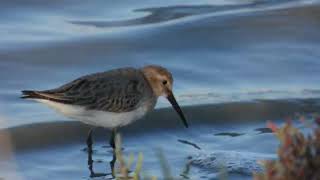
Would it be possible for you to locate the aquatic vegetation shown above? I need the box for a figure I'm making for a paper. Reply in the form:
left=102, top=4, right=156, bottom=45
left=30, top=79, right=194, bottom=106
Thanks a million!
left=113, top=134, right=148, bottom=180
left=254, top=119, right=320, bottom=180
left=112, top=134, right=192, bottom=180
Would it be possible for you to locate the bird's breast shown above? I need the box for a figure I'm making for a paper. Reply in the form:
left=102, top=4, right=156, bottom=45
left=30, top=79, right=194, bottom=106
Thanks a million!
left=84, top=101, right=154, bottom=128
left=35, top=95, right=157, bottom=129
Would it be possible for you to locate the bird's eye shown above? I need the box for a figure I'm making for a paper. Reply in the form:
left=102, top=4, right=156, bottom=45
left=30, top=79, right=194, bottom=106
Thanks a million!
left=162, top=80, right=167, bottom=85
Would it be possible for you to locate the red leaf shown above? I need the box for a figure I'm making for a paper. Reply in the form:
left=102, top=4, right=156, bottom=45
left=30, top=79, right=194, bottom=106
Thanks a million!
left=267, top=121, right=278, bottom=132
left=315, top=117, right=320, bottom=126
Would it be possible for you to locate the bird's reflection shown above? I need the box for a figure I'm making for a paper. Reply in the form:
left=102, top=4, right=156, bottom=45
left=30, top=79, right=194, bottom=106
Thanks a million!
left=87, top=146, right=115, bottom=178
left=86, top=129, right=115, bottom=178
left=85, top=133, right=196, bottom=179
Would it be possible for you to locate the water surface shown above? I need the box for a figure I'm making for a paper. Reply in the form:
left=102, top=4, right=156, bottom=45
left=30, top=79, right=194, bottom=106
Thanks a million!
left=1, top=0, right=320, bottom=179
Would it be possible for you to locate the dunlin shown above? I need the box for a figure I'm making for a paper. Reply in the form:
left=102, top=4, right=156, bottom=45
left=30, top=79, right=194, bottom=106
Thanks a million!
left=21, top=65, right=188, bottom=166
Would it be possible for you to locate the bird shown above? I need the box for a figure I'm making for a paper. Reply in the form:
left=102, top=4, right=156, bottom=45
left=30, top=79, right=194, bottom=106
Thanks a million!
left=21, top=65, right=188, bottom=175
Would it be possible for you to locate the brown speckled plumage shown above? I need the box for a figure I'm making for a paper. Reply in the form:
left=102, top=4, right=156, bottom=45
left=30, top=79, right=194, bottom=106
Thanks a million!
left=22, top=67, right=155, bottom=113
left=21, top=65, right=188, bottom=130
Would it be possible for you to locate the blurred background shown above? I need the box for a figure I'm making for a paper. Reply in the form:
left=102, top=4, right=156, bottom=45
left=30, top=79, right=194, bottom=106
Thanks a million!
left=0, top=0, right=320, bottom=179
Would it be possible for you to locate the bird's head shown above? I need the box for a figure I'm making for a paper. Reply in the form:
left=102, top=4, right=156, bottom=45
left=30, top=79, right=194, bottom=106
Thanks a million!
left=141, top=65, right=188, bottom=128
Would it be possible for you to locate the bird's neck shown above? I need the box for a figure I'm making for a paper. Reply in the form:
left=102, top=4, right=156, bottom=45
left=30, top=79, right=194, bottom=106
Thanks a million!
left=140, top=68, right=162, bottom=97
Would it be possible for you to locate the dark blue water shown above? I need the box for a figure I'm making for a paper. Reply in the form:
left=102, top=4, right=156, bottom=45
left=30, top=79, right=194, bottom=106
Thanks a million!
left=0, top=0, right=320, bottom=179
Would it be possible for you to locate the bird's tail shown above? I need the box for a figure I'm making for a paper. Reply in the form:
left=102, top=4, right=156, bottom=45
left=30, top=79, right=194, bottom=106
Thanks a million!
left=21, top=90, right=42, bottom=99
left=21, top=90, right=71, bottom=103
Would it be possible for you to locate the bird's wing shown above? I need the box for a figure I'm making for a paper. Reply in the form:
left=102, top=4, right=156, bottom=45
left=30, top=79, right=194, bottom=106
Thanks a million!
left=34, top=68, right=150, bottom=112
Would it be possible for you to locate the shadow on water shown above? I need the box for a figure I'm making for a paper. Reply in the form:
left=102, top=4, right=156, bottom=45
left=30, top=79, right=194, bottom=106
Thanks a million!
left=214, top=132, right=245, bottom=137
left=178, top=139, right=202, bottom=150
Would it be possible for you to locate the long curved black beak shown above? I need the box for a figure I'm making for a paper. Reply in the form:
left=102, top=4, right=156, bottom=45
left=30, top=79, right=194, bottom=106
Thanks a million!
left=167, top=91, right=188, bottom=128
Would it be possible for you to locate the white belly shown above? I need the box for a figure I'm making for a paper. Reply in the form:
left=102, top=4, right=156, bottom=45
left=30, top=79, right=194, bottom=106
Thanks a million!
left=35, top=99, right=151, bottom=128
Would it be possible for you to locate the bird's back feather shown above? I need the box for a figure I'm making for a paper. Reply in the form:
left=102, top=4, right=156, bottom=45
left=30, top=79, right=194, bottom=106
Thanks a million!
left=21, top=67, right=156, bottom=113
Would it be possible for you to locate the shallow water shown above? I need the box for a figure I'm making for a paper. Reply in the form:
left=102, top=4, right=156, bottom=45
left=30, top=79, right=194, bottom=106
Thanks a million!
left=1, top=0, right=320, bottom=179
left=1, top=101, right=320, bottom=179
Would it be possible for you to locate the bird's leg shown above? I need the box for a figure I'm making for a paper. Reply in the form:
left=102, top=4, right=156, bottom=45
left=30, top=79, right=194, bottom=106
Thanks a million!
left=86, top=128, right=94, bottom=177
left=109, top=128, right=117, bottom=177
left=109, top=128, right=116, bottom=149
left=86, top=128, right=94, bottom=151
left=86, top=128, right=109, bottom=178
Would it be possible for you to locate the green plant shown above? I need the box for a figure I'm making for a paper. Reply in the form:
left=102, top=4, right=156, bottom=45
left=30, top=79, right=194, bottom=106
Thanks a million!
left=113, top=134, right=147, bottom=180
left=112, top=134, right=191, bottom=180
